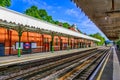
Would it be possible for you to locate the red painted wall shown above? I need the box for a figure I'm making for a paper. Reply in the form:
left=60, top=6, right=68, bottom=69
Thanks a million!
left=0, top=27, right=93, bottom=55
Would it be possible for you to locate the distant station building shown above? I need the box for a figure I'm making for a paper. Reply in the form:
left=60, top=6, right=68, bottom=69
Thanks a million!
left=0, top=7, right=100, bottom=56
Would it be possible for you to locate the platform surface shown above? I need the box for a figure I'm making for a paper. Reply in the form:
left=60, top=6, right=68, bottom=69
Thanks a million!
left=94, top=46, right=120, bottom=80
left=0, top=47, right=100, bottom=67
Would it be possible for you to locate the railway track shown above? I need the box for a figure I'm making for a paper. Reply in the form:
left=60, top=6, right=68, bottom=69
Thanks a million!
left=41, top=49, right=109, bottom=80
left=0, top=48, right=109, bottom=80
left=73, top=50, right=108, bottom=80
left=14, top=50, right=98, bottom=80
left=60, top=50, right=108, bottom=80
left=24, top=50, right=101, bottom=80
left=21, top=49, right=108, bottom=80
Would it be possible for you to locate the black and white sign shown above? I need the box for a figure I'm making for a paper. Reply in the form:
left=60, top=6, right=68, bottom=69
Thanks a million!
left=15, top=42, right=23, bottom=49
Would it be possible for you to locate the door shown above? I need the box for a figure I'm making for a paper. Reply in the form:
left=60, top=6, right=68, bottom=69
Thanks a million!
left=60, top=39, right=62, bottom=50
left=0, top=43, right=5, bottom=56
left=45, top=42, right=49, bottom=52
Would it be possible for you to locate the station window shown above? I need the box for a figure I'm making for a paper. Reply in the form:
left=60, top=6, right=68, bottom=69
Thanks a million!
left=44, top=38, right=48, bottom=43
left=44, top=38, right=46, bottom=43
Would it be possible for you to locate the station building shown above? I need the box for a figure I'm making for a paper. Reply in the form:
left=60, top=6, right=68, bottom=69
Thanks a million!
left=0, top=7, right=100, bottom=56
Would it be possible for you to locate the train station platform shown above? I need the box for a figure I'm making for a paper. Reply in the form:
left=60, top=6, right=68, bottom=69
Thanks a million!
left=92, top=46, right=120, bottom=80
left=0, top=47, right=100, bottom=67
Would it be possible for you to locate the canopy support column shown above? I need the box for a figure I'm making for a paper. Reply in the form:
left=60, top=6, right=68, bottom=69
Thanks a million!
left=18, top=26, right=23, bottom=57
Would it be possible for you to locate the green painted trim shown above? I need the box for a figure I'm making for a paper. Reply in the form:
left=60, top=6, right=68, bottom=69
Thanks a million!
left=51, top=46, right=54, bottom=53
left=18, top=47, right=21, bottom=57
left=18, top=35, right=21, bottom=57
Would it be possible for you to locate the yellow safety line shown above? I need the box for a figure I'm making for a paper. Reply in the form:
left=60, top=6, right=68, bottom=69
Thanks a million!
left=96, top=53, right=111, bottom=80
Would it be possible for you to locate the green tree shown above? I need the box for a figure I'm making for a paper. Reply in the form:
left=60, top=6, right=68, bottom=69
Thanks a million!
left=25, top=6, right=54, bottom=23
left=0, top=0, right=11, bottom=7
left=44, top=16, right=53, bottom=23
left=116, top=40, right=120, bottom=49
left=38, top=9, right=48, bottom=20
left=89, top=33, right=105, bottom=46
left=25, top=6, right=41, bottom=19
left=62, top=22, right=70, bottom=28
left=54, top=21, right=60, bottom=25
left=116, top=40, right=120, bottom=44
left=25, top=6, right=72, bottom=29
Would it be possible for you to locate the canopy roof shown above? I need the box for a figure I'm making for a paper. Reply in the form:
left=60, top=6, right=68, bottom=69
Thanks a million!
left=73, top=0, right=120, bottom=40
left=0, top=7, right=100, bottom=42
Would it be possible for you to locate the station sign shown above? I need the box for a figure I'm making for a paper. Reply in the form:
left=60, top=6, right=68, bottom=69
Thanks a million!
left=23, top=42, right=31, bottom=49
left=16, top=42, right=36, bottom=49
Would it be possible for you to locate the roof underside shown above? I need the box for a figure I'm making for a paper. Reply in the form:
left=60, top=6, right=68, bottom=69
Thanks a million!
left=0, top=7, right=100, bottom=42
left=73, top=0, right=120, bottom=40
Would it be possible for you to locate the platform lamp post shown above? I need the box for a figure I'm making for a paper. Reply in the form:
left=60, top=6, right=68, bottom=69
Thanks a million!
left=51, top=32, right=54, bottom=53
left=18, top=26, right=23, bottom=57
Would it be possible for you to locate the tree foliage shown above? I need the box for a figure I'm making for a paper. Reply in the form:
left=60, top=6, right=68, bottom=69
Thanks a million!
left=0, top=0, right=11, bottom=7
left=25, top=6, right=71, bottom=28
left=62, top=22, right=70, bottom=28
left=25, top=6, right=54, bottom=23
left=54, top=21, right=60, bottom=25
left=116, top=40, right=120, bottom=44
left=89, top=33, right=105, bottom=46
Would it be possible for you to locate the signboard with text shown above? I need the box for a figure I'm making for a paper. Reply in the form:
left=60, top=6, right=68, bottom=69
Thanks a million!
left=15, top=42, right=23, bottom=49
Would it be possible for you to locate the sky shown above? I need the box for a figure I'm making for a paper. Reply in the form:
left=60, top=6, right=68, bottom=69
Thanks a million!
left=9, top=0, right=108, bottom=40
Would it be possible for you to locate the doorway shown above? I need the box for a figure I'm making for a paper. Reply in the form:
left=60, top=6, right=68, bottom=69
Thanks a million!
left=0, top=43, right=5, bottom=56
